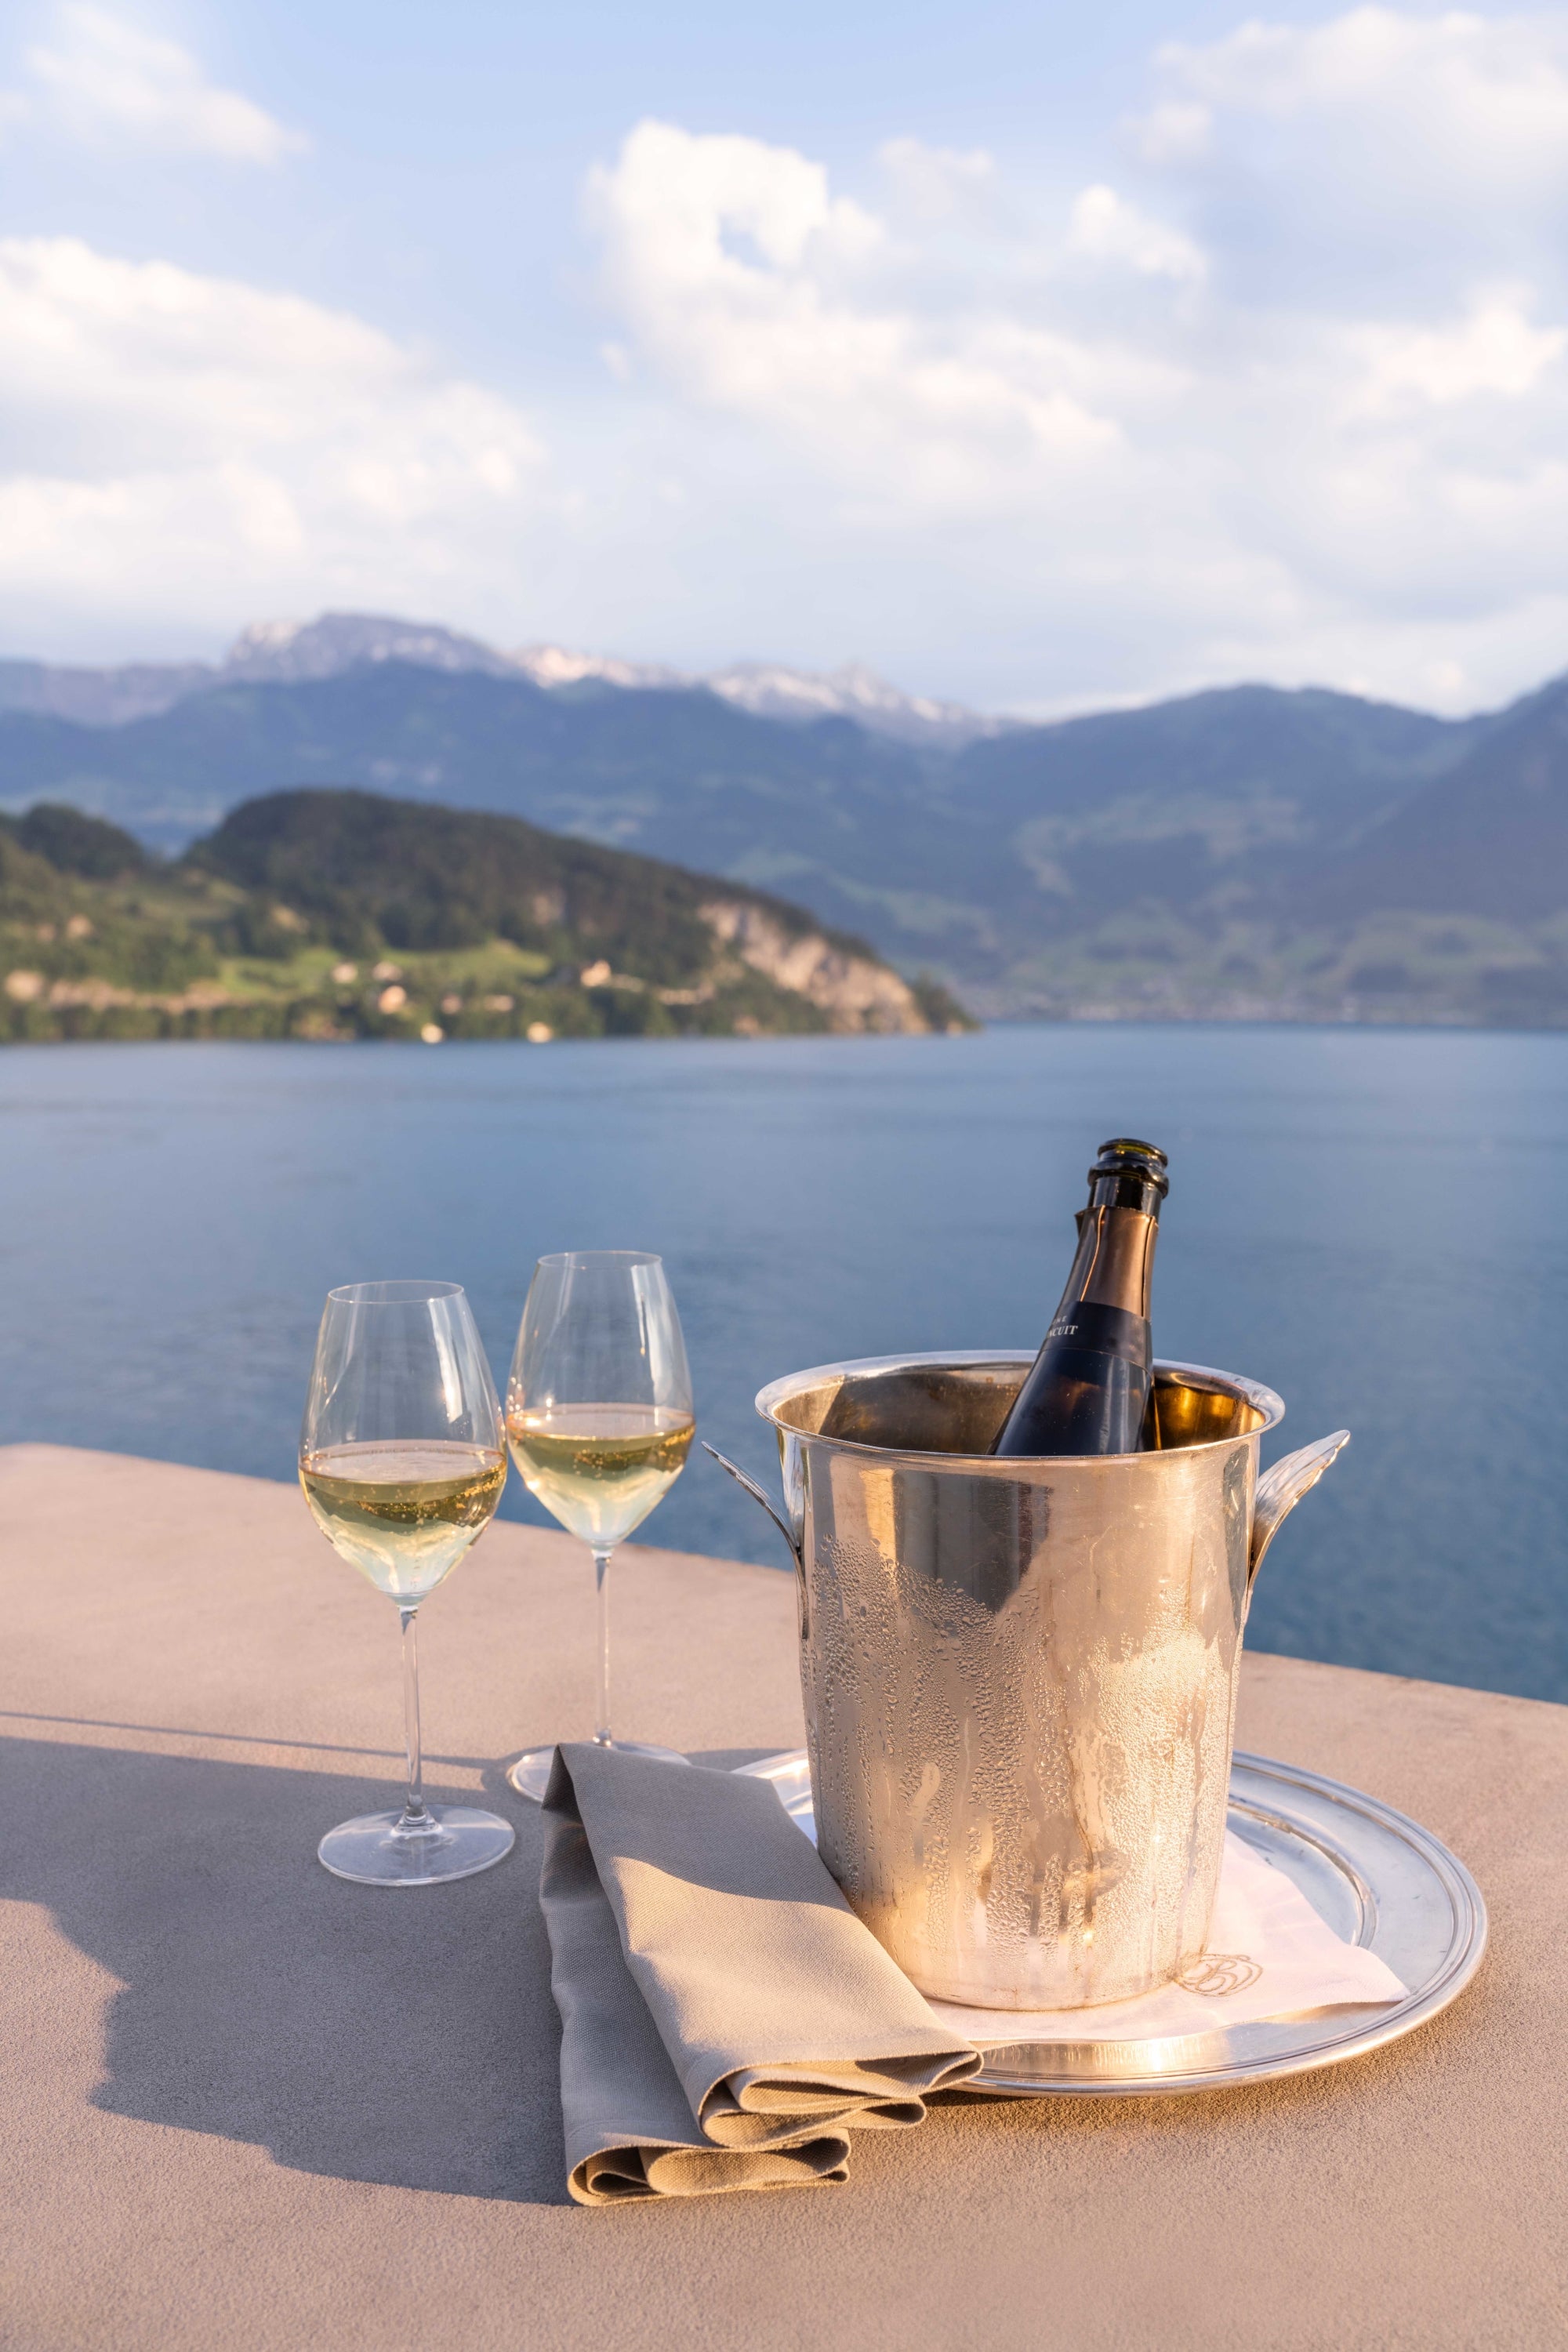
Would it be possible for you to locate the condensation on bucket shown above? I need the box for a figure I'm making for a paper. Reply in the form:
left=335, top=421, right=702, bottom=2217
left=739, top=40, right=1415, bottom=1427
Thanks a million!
left=758, top=1355, right=1276, bottom=2010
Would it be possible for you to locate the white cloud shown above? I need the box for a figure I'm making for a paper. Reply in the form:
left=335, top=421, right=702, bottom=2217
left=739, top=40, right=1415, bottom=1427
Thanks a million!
left=1134, top=7, right=1568, bottom=231
left=1066, top=185, right=1207, bottom=281
left=21, top=4, right=302, bottom=161
left=877, top=137, right=996, bottom=223
left=589, top=120, right=1120, bottom=513
left=576, top=27, right=1568, bottom=712
left=1349, top=289, right=1566, bottom=414
left=0, top=237, right=545, bottom=637
left=1131, top=100, right=1214, bottom=165
left=1151, top=6, right=1568, bottom=151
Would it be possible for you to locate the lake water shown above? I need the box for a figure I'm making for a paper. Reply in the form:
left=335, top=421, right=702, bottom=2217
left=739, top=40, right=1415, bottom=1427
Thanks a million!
left=2, top=1025, right=1564, bottom=1702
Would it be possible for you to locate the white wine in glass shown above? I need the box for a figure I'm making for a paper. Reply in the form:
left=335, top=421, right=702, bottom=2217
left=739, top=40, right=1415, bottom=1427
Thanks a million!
left=301, top=1280, right=516, bottom=1886
left=505, top=1252, right=695, bottom=1801
left=300, top=1442, right=509, bottom=1603
left=505, top=1406, right=695, bottom=1548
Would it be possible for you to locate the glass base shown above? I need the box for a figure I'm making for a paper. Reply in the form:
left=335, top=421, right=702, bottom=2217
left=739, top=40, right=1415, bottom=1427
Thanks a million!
left=507, top=1739, right=692, bottom=1804
left=318, top=1804, right=516, bottom=1886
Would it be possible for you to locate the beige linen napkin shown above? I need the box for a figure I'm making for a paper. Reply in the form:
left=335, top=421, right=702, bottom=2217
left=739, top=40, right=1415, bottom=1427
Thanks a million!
left=539, top=1743, right=982, bottom=2204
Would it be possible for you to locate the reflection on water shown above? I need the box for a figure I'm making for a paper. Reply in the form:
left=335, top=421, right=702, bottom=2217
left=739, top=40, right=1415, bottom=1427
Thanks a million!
left=0, top=1025, right=1563, bottom=1700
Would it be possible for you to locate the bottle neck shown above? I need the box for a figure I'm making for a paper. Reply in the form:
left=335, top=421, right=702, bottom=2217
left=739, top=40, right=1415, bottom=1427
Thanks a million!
left=1057, top=1181, right=1160, bottom=1321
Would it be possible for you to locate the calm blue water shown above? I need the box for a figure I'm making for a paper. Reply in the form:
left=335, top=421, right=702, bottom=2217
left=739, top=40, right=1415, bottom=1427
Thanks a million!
left=2, top=1026, right=1564, bottom=1701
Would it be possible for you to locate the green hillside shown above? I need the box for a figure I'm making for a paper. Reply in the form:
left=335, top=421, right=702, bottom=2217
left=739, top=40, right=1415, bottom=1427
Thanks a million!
left=0, top=790, right=971, bottom=1045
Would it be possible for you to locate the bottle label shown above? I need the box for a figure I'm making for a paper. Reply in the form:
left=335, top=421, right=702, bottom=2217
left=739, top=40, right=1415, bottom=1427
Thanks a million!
left=1044, top=1301, right=1149, bottom=1367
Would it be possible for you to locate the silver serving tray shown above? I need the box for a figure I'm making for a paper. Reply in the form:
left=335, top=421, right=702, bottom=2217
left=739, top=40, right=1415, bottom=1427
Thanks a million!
left=735, top=1748, right=1486, bottom=2096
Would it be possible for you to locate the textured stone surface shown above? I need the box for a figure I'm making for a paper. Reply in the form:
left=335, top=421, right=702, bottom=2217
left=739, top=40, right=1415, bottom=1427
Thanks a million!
left=0, top=1443, right=1563, bottom=2350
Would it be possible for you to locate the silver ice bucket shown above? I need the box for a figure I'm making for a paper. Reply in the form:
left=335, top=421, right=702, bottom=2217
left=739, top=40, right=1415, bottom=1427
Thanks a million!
left=716, top=1352, right=1346, bottom=2010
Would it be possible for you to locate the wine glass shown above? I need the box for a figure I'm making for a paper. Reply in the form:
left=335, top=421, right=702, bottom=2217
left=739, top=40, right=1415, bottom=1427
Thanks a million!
left=504, top=1250, right=695, bottom=1801
left=300, top=1279, right=517, bottom=1885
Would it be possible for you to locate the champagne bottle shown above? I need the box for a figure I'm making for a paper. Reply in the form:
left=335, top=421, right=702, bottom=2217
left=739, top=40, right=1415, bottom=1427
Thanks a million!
left=989, top=1138, right=1169, bottom=1458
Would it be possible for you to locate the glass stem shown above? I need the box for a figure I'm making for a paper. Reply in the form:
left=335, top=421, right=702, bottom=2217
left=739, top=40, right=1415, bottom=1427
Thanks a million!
left=593, top=1547, right=615, bottom=1747
left=399, top=1605, right=430, bottom=1829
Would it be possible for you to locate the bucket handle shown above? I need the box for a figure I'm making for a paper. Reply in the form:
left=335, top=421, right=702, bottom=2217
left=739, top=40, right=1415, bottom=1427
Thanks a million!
left=1249, top=1430, right=1350, bottom=1586
left=702, top=1443, right=802, bottom=1569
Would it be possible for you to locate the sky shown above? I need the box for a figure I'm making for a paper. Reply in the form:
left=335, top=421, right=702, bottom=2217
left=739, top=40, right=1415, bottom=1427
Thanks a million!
left=5, top=0, right=1568, bottom=714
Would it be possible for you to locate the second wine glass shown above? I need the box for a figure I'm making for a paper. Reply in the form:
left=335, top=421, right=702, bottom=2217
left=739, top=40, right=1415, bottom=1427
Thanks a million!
left=504, top=1250, right=695, bottom=1801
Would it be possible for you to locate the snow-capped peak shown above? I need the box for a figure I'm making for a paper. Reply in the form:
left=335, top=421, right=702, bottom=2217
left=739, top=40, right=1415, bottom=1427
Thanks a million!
left=222, top=612, right=515, bottom=683
left=510, top=644, right=687, bottom=691
left=508, top=646, right=1006, bottom=746
left=702, top=661, right=1004, bottom=746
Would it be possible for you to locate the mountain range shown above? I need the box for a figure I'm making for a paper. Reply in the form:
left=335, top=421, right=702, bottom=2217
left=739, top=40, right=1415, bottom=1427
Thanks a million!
left=0, top=612, right=1004, bottom=749
left=2, top=612, right=1566, bottom=1025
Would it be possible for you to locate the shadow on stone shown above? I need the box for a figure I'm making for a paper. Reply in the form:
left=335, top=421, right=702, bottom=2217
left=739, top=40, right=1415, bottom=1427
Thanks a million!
left=0, top=1736, right=569, bottom=2205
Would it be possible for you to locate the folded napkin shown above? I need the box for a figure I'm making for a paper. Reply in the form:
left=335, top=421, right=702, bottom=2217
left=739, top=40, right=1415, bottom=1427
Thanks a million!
left=923, top=1828, right=1409, bottom=2046
left=539, top=1743, right=982, bottom=2205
